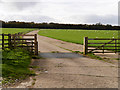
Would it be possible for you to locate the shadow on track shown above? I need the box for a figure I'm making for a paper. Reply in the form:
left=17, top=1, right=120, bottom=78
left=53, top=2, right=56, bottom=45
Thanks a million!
left=39, top=52, right=83, bottom=58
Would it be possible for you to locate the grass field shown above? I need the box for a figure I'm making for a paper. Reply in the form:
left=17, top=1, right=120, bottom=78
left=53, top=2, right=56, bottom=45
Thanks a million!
left=38, top=29, right=118, bottom=44
left=38, top=29, right=119, bottom=52
left=2, top=28, right=35, bottom=34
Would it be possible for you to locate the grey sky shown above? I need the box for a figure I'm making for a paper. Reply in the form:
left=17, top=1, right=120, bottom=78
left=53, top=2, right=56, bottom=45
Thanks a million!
left=0, top=0, right=119, bottom=25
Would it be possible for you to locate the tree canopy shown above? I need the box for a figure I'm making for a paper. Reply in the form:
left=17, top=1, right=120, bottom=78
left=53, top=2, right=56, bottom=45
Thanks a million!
left=1, top=20, right=120, bottom=30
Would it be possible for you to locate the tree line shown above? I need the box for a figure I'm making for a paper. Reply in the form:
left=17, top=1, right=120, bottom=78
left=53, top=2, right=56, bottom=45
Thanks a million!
left=1, top=20, right=120, bottom=30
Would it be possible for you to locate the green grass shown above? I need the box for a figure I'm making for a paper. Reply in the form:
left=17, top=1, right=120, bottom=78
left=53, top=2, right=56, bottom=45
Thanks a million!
left=86, top=53, right=103, bottom=60
left=2, top=48, right=35, bottom=86
left=2, top=28, right=35, bottom=34
left=38, top=29, right=119, bottom=52
left=38, top=29, right=118, bottom=44
left=0, top=28, right=36, bottom=86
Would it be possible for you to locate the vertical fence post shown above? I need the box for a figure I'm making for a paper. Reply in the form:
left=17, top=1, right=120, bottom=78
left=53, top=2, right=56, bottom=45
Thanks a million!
left=2, top=34, right=4, bottom=50
left=83, top=37, right=88, bottom=55
left=31, top=42, right=34, bottom=53
left=34, top=34, right=38, bottom=55
left=36, top=42, right=38, bottom=55
left=13, top=34, right=16, bottom=49
left=115, top=39, right=117, bottom=53
left=8, top=34, right=12, bottom=49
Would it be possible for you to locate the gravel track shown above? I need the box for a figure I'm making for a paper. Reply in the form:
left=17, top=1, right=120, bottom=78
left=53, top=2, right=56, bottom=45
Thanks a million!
left=15, top=30, right=118, bottom=88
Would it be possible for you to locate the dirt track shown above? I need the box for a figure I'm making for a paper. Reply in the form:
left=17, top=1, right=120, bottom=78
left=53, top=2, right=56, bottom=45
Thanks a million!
left=16, top=30, right=118, bottom=88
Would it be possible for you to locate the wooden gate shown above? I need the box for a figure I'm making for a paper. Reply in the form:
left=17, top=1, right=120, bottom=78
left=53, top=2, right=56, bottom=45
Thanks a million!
left=83, top=37, right=120, bottom=54
left=1, top=33, right=38, bottom=55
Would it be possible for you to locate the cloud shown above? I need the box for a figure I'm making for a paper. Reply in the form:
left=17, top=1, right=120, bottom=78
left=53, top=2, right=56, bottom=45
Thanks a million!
left=12, top=2, right=38, bottom=10
left=84, top=15, right=118, bottom=25
left=118, top=1, right=120, bottom=25
left=0, top=2, right=38, bottom=12
left=1, top=15, right=57, bottom=23
left=1, top=0, right=41, bottom=2
left=0, top=0, right=118, bottom=25
left=67, top=15, right=118, bottom=25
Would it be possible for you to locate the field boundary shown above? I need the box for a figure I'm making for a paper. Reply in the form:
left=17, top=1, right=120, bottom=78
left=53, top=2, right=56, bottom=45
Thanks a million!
left=83, top=37, right=120, bottom=54
left=1, top=33, right=38, bottom=55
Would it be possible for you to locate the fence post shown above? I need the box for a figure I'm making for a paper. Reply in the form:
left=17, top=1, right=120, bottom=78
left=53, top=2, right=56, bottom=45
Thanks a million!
left=115, top=39, right=117, bottom=53
left=35, top=42, right=38, bottom=55
left=34, top=34, right=38, bottom=55
left=13, top=34, right=16, bottom=49
left=83, top=37, right=88, bottom=55
left=2, top=34, right=4, bottom=50
left=31, top=42, right=34, bottom=53
left=8, top=34, right=12, bottom=49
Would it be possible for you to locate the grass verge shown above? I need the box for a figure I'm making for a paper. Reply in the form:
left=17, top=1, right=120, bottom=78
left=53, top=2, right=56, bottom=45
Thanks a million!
left=85, top=53, right=103, bottom=60
left=2, top=48, right=35, bottom=87
left=72, top=51, right=102, bottom=60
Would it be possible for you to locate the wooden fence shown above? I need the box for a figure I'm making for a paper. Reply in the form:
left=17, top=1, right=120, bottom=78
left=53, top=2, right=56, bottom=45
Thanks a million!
left=0, top=33, right=38, bottom=55
left=83, top=37, right=120, bottom=55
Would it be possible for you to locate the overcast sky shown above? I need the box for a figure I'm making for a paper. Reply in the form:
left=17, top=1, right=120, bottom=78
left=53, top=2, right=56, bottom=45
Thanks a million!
left=0, top=0, right=119, bottom=25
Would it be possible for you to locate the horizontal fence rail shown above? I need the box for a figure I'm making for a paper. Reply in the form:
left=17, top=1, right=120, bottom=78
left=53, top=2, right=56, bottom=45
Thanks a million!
left=0, top=33, right=38, bottom=55
left=83, top=37, right=120, bottom=55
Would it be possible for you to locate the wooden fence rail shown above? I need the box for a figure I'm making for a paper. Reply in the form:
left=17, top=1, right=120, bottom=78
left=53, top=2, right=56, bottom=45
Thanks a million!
left=0, top=33, right=38, bottom=55
left=83, top=37, right=120, bottom=55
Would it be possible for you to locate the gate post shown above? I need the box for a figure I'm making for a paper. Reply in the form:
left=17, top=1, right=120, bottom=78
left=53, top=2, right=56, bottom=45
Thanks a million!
left=83, top=37, right=88, bottom=55
left=2, top=34, right=4, bottom=50
left=35, top=42, right=38, bottom=55
left=13, top=34, right=16, bottom=49
left=8, top=34, right=12, bottom=49
left=34, top=34, right=38, bottom=55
